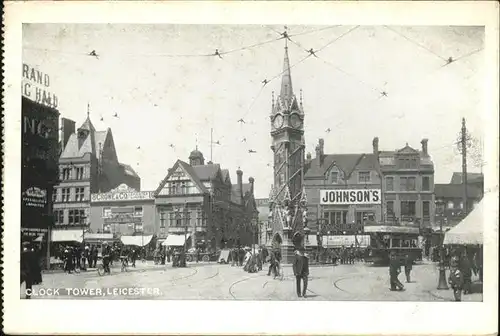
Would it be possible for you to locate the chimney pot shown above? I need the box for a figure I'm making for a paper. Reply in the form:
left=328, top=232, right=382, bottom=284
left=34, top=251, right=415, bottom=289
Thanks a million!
left=373, top=137, right=379, bottom=155
left=421, top=138, right=428, bottom=156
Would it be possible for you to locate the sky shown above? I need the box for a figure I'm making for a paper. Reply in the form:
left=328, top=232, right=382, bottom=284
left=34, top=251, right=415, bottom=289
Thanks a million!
left=22, top=24, right=485, bottom=198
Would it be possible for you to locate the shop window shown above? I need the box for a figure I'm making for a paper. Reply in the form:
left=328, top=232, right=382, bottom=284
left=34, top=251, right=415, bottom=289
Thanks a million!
left=324, top=210, right=348, bottom=225
left=447, top=201, right=454, bottom=209
left=356, top=211, right=374, bottom=225
left=386, top=177, right=394, bottom=191
left=358, top=171, right=371, bottom=183
left=61, top=188, right=71, bottom=202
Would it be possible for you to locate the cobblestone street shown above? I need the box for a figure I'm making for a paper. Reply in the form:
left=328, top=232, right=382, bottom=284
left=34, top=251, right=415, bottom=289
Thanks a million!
left=23, top=261, right=483, bottom=301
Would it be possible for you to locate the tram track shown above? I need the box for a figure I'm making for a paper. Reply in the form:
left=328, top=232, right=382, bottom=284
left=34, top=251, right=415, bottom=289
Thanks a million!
left=228, top=274, right=268, bottom=300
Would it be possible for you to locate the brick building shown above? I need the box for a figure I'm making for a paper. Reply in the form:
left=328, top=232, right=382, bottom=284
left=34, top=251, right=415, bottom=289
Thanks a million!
left=89, top=183, right=156, bottom=238
left=154, top=149, right=259, bottom=250
left=435, top=173, right=483, bottom=229
left=52, top=113, right=140, bottom=242
left=377, top=138, right=435, bottom=229
left=303, top=138, right=382, bottom=235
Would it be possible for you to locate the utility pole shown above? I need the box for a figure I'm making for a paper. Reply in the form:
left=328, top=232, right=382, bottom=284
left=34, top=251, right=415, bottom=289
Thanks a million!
left=461, top=118, right=468, bottom=216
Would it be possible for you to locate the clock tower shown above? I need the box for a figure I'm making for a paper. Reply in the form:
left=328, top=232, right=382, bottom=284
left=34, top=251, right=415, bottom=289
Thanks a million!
left=268, top=41, right=308, bottom=263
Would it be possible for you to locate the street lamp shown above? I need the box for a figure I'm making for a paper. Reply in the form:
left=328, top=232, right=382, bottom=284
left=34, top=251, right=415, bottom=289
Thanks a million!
left=436, top=199, right=449, bottom=290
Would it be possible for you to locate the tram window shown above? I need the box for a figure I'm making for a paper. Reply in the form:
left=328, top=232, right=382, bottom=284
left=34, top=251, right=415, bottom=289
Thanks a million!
left=392, top=239, right=401, bottom=248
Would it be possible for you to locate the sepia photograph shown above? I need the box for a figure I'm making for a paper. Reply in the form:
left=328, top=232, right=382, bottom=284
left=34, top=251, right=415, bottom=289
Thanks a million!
left=3, top=1, right=499, bottom=335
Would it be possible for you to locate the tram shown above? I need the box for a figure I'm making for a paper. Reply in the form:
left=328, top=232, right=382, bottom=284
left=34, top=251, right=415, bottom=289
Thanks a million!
left=364, top=225, right=423, bottom=265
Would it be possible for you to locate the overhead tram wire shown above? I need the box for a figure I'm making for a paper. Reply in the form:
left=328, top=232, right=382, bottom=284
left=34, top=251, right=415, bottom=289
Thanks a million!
left=382, top=26, right=449, bottom=63
left=237, top=53, right=313, bottom=123
left=238, top=26, right=363, bottom=123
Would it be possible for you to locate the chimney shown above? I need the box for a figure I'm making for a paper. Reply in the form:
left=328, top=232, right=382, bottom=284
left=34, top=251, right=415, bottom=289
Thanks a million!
left=237, top=168, right=243, bottom=201
left=248, top=177, right=255, bottom=195
left=318, top=138, right=325, bottom=166
left=421, top=138, right=428, bottom=156
left=373, top=137, right=379, bottom=155
left=60, top=118, right=76, bottom=151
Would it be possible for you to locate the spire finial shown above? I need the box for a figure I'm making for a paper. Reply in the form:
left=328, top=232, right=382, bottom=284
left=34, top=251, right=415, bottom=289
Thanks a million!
left=87, top=103, right=90, bottom=118
left=300, top=89, right=303, bottom=107
left=280, top=36, right=293, bottom=100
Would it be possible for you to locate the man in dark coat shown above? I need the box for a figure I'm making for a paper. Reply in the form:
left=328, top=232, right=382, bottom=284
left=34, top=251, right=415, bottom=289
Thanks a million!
left=404, top=253, right=413, bottom=283
left=21, top=241, right=42, bottom=299
left=460, top=250, right=473, bottom=294
left=389, top=253, right=404, bottom=291
left=293, top=247, right=310, bottom=298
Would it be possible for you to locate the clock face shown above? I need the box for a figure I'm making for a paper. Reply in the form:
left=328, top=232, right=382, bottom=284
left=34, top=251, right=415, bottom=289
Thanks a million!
left=273, top=114, right=284, bottom=129
left=290, top=113, right=302, bottom=128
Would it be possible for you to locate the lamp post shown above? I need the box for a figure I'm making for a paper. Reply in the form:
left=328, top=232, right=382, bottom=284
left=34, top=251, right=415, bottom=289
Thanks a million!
left=437, top=199, right=449, bottom=290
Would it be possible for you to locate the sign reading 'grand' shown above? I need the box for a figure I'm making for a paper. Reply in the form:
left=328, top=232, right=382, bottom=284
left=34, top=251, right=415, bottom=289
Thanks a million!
left=320, top=189, right=381, bottom=205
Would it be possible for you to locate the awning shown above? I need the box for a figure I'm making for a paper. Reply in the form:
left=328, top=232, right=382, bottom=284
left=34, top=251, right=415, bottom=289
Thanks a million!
left=120, top=235, right=154, bottom=247
left=307, top=235, right=318, bottom=247
left=444, top=197, right=484, bottom=245
left=364, top=226, right=420, bottom=234
left=84, top=233, right=114, bottom=242
left=162, top=234, right=191, bottom=246
left=51, top=229, right=83, bottom=243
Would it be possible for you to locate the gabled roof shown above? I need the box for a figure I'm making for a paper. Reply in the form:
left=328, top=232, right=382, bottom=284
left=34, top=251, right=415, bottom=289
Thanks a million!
left=450, top=172, right=484, bottom=184
left=305, top=153, right=379, bottom=178
left=154, top=160, right=208, bottom=196
left=396, top=144, right=419, bottom=154
left=192, top=164, right=221, bottom=181
left=435, top=183, right=482, bottom=199
left=60, top=118, right=111, bottom=159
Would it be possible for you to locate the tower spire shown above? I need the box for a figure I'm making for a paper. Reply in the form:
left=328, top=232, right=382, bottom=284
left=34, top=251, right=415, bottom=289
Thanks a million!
left=280, top=40, right=293, bottom=101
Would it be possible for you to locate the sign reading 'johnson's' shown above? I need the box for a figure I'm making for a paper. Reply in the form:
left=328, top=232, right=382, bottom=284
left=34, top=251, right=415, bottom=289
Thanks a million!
left=320, top=189, right=381, bottom=205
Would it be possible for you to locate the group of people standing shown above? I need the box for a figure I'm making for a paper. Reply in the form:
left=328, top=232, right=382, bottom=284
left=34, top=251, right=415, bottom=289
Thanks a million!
left=448, top=246, right=483, bottom=301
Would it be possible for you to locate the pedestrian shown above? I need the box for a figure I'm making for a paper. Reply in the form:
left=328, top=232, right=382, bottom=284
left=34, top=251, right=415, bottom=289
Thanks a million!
left=389, top=253, right=404, bottom=291
left=82, top=245, right=90, bottom=271
left=404, top=253, right=413, bottom=283
left=231, top=248, right=237, bottom=266
left=293, top=246, right=309, bottom=298
left=448, top=255, right=464, bottom=301
left=460, top=250, right=472, bottom=295
left=64, top=246, right=73, bottom=273
left=130, top=248, right=137, bottom=267
left=167, top=248, right=171, bottom=263
left=20, top=241, right=42, bottom=299
left=161, top=246, right=167, bottom=265
left=91, top=245, right=98, bottom=268
left=196, top=247, right=200, bottom=263
left=267, top=249, right=278, bottom=278
left=101, top=242, right=111, bottom=274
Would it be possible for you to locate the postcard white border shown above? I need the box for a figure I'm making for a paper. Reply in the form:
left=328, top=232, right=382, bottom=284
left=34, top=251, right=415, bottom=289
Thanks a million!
left=3, top=1, right=499, bottom=335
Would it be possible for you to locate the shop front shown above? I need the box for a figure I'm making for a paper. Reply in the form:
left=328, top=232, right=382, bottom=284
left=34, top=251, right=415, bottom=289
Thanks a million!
left=21, top=95, right=59, bottom=269
left=90, top=184, right=156, bottom=237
